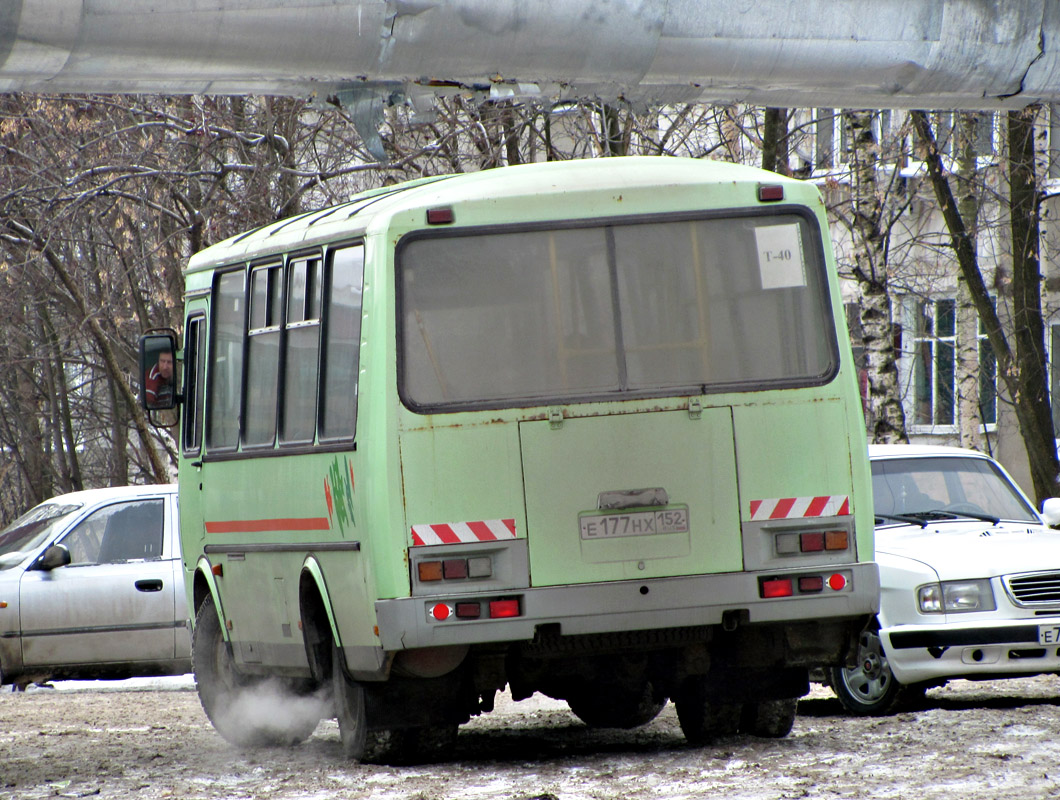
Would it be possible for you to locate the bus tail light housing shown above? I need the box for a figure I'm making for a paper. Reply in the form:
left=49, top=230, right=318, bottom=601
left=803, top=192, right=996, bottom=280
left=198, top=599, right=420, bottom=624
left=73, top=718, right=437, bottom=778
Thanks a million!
left=426, top=596, right=522, bottom=623
left=760, top=571, right=852, bottom=599
left=775, top=528, right=851, bottom=555
left=415, top=555, right=494, bottom=583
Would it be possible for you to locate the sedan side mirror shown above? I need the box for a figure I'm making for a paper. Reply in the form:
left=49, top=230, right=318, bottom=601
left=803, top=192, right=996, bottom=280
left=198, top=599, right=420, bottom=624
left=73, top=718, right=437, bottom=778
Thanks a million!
left=1041, top=498, right=1060, bottom=527
left=31, top=544, right=72, bottom=572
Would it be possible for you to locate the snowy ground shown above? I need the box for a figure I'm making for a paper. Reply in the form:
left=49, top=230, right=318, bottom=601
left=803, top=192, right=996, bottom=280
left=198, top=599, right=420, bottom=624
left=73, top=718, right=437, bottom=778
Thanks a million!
left=5, top=674, right=1060, bottom=799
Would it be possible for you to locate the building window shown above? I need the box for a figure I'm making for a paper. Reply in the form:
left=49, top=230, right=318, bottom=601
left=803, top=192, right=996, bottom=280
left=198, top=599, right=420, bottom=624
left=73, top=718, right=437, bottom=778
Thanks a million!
left=904, top=296, right=996, bottom=432
left=911, top=298, right=956, bottom=427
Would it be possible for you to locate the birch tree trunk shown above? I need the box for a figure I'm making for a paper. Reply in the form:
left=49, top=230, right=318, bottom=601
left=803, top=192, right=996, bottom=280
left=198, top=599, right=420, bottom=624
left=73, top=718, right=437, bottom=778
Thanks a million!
left=955, top=112, right=983, bottom=450
left=846, top=110, right=909, bottom=443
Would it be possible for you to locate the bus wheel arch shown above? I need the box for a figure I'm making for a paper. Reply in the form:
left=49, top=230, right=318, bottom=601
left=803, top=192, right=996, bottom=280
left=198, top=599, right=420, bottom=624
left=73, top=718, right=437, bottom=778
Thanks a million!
left=192, top=568, right=213, bottom=621
left=298, top=566, right=336, bottom=686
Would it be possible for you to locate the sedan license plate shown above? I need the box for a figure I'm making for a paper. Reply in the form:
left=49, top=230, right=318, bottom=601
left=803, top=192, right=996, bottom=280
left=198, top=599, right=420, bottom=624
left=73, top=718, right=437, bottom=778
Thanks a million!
left=1039, top=625, right=1060, bottom=645
left=579, top=507, right=689, bottom=540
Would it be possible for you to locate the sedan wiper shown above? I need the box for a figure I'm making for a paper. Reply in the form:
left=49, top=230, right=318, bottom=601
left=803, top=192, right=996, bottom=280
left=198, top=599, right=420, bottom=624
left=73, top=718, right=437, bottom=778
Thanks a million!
left=874, top=513, right=928, bottom=527
left=924, top=508, right=1001, bottom=525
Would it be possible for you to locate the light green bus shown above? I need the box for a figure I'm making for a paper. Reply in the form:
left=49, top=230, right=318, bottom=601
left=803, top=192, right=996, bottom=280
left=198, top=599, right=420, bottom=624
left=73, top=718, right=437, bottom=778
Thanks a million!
left=142, top=156, right=878, bottom=761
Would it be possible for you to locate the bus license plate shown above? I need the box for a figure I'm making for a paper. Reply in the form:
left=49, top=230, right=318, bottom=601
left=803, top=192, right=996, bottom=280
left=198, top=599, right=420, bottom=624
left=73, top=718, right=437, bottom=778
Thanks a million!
left=579, top=508, right=689, bottom=540
left=1039, top=625, right=1060, bottom=645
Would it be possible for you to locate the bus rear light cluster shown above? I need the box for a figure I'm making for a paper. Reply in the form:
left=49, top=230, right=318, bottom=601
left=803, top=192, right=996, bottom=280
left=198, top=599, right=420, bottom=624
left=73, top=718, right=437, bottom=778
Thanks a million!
left=775, top=529, right=849, bottom=555
left=427, top=597, right=521, bottom=623
left=760, top=572, right=849, bottom=599
left=417, top=555, right=493, bottom=583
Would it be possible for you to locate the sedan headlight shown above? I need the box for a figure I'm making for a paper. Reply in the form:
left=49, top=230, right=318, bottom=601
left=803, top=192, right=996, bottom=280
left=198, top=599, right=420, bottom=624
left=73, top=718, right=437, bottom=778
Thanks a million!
left=917, top=580, right=996, bottom=613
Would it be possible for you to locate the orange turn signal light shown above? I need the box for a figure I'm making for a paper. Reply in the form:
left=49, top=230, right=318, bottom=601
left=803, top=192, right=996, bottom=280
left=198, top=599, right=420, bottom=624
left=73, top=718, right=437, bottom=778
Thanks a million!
left=417, top=561, right=444, bottom=581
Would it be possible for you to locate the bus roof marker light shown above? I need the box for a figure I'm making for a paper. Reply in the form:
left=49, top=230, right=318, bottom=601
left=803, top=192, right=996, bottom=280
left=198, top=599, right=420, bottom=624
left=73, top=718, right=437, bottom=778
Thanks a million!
left=758, top=184, right=784, bottom=202
left=426, top=207, right=454, bottom=225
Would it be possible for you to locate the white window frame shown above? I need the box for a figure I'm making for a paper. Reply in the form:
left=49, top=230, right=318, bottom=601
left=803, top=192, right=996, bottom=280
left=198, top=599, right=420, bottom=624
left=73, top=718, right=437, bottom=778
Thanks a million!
left=898, top=295, right=996, bottom=435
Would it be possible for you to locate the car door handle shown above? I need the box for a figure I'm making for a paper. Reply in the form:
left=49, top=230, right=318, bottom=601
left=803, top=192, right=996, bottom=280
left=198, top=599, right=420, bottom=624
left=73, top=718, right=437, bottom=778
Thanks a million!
left=135, top=579, right=164, bottom=593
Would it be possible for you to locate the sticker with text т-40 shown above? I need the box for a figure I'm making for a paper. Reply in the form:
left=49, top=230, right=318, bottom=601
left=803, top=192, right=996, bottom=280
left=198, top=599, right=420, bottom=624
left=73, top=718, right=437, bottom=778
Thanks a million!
left=755, top=223, right=806, bottom=290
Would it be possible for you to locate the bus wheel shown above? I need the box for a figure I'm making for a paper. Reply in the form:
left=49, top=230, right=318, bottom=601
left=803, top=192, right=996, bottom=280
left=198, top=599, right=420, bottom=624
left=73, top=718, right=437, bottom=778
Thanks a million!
left=567, top=684, right=667, bottom=729
left=739, top=697, right=798, bottom=738
left=674, top=678, right=740, bottom=746
left=331, top=646, right=456, bottom=764
left=193, top=594, right=318, bottom=747
left=332, top=642, right=369, bottom=760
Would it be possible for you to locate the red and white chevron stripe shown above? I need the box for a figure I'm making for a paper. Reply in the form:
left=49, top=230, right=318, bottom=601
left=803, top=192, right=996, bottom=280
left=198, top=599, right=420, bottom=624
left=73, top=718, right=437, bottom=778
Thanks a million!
left=749, top=496, right=850, bottom=521
left=411, top=518, right=517, bottom=547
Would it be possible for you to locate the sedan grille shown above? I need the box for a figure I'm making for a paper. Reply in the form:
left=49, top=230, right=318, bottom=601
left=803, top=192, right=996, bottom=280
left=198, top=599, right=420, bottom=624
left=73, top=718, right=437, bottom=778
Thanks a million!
left=1005, top=572, right=1060, bottom=608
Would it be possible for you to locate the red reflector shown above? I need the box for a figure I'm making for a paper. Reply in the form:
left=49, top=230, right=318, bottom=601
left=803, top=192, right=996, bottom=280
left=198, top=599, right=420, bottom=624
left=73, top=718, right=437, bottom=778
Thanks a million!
left=800, top=532, right=825, bottom=552
left=455, top=602, right=481, bottom=619
left=798, top=575, right=824, bottom=593
left=489, top=599, right=521, bottom=618
left=761, top=578, right=794, bottom=598
left=758, top=184, right=784, bottom=202
left=443, top=559, right=468, bottom=579
left=431, top=603, right=451, bottom=621
left=211, top=564, right=223, bottom=577
left=426, top=207, right=454, bottom=225
left=829, top=573, right=847, bottom=591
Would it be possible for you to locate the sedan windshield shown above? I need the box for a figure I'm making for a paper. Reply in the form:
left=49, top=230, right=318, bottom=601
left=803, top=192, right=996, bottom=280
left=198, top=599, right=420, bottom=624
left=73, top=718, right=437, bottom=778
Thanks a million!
left=871, top=456, right=1038, bottom=523
left=0, top=502, right=82, bottom=570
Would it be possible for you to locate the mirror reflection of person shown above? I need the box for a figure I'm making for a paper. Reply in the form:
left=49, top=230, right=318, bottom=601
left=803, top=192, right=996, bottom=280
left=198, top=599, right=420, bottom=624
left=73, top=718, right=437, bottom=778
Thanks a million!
left=145, top=350, right=175, bottom=407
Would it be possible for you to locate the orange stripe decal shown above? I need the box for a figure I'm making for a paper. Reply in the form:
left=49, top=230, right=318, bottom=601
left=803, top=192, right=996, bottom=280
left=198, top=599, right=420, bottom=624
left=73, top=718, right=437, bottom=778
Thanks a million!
left=205, top=517, right=331, bottom=534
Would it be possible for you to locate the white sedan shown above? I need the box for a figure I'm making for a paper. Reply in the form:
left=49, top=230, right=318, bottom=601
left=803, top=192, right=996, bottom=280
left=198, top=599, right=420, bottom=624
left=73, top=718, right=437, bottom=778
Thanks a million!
left=831, top=444, right=1060, bottom=714
left=0, top=484, right=189, bottom=689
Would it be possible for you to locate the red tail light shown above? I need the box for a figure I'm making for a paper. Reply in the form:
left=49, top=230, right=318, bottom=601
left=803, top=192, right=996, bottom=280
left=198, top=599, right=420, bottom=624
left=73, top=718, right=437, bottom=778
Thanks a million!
left=761, top=578, right=794, bottom=598
left=489, top=599, right=521, bottom=618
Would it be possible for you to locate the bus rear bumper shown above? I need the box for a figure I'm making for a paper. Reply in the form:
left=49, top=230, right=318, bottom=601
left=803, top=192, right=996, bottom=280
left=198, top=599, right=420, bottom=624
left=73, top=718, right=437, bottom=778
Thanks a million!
left=374, top=562, right=880, bottom=651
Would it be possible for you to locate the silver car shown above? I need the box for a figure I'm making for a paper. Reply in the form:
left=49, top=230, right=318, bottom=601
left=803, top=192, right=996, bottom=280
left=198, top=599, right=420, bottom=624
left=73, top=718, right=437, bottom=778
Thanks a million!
left=0, top=484, right=190, bottom=689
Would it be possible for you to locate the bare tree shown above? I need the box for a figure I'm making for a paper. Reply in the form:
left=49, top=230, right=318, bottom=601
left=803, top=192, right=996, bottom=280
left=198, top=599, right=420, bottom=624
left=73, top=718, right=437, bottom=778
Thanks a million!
left=911, top=108, right=1059, bottom=504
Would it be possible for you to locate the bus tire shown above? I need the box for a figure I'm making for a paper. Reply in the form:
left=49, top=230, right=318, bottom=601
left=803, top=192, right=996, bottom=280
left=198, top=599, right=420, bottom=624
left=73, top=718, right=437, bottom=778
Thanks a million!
left=567, top=683, right=667, bottom=729
left=674, top=678, right=740, bottom=745
left=739, top=697, right=798, bottom=738
left=332, top=641, right=370, bottom=760
left=194, top=594, right=318, bottom=747
left=331, top=647, right=453, bottom=765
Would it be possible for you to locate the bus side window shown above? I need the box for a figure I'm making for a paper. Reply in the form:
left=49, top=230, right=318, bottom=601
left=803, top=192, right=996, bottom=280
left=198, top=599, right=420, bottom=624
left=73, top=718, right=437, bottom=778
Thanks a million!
left=207, top=270, right=245, bottom=450
left=282, top=255, right=322, bottom=443
left=319, top=244, right=364, bottom=441
left=244, top=263, right=283, bottom=446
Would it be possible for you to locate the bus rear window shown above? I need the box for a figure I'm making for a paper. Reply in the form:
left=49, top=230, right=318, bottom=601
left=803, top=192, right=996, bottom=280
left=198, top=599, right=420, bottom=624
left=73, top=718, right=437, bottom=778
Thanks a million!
left=398, top=212, right=837, bottom=411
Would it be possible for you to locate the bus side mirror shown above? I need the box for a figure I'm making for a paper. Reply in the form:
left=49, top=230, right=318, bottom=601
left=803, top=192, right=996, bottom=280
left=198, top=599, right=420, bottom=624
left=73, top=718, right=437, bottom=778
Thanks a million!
left=139, top=329, right=180, bottom=412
